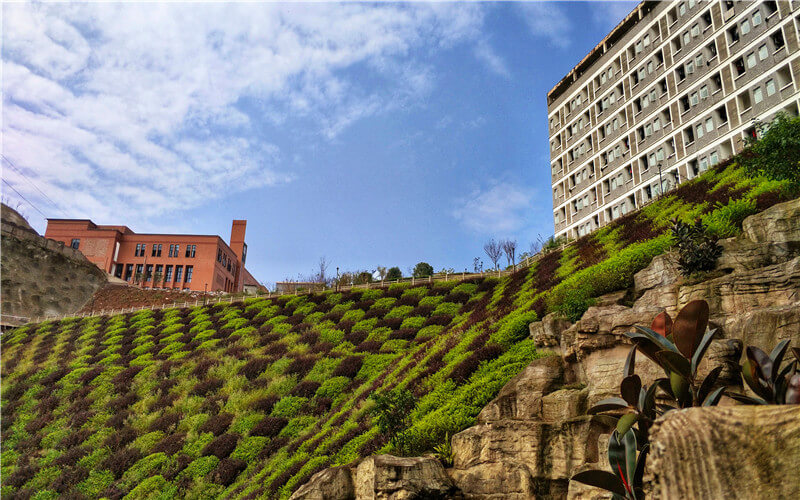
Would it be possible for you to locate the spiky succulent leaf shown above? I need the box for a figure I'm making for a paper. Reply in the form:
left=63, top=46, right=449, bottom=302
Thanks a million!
left=672, top=300, right=709, bottom=358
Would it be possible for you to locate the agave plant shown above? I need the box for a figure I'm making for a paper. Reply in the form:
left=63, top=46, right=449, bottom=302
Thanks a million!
left=729, top=340, right=800, bottom=404
left=572, top=429, right=648, bottom=500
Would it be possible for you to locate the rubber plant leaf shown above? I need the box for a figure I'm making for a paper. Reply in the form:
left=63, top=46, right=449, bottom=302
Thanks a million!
left=624, top=345, right=637, bottom=378
left=691, top=328, right=718, bottom=376
left=702, top=386, right=726, bottom=406
left=657, top=350, right=692, bottom=379
left=620, top=375, right=642, bottom=407
left=592, top=415, right=620, bottom=430
left=616, top=413, right=638, bottom=437
left=622, top=427, right=637, bottom=495
left=672, top=300, right=709, bottom=358
left=785, top=373, right=800, bottom=404
left=670, top=371, right=690, bottom=407
left=769, top=339, right=791, bottom=382
left=697, top=365, right=723, bottom=403
left=633, top=443, right=650, bottom=489
left=588, top=397, right=630, bottom=414
left=746, top=346, right=774, bottom=389
left=726, top=391, right=767, bottom=405
left=650, top=311, right=673, bottom=337
left=571, top=470, right=627, bottom=496
left=608, top=430, right=626, bottom=484
left=632, top=326, right=679, bottom=354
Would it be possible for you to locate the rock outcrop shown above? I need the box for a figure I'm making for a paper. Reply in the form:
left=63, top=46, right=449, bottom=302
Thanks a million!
left=647, top=405, right=800, bottom=500
left=293, top=198, right=800, bottom=500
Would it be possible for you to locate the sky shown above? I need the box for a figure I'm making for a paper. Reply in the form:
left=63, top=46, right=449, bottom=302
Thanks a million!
left=2, top=0, right=637, bottom=285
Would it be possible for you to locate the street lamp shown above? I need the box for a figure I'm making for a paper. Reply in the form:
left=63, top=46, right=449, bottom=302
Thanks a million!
left=203, top=283, right=208, bottom=305
left=336, top=267, right=340, bottom=291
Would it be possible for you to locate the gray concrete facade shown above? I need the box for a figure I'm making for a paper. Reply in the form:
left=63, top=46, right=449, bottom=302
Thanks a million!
left=548, top=0, right=800, bottom=240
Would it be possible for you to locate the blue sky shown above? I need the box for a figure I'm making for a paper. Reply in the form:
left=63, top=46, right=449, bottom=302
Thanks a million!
left=2, top=1, right=636, bottom=285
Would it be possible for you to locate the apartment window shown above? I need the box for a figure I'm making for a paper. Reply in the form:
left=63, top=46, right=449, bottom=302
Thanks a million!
left=648, top=153, right=656, bottom=167
left=124, top=264, right=133, bottom=281
left=690, top=92, right=699, bottom=106
left=700, top=157, right=709, bottom=171
left=645, top=123, right=653, bottom=136
left=741, top=19, right=751, bottom=35
left=647, top=61, right=654, bottom=74
left=635, top=41, right=643, bottom=54
left=601, top=72, right=607, bottom=84
left=687, top=60, right=695, bottom=75
left=766, top=79, right=776, bottom=96
left=683, top=32, right=690, bottom=46
left=185, top=244, right=196, bottom=258
left=679, top=3, right=686, bottom=16
left=754, top=87, right=764, bottom=104
left=217, top=248, right=222, bottom=262
left=656, top=148, right=665, bottom=162
left=699, top=85, right=709, bottom=99
left=146, top=264, right=153, bottom=281
left=696, top=123, right=705, bottom=139
left=70, top=239, right=80, bottom=249
left=175, top=265, right=183, bottom=283
left=710, top=151, right=720, bottom=165
left=772, top=31, right=785, bottom=50
left=676, top=66, right=686, bottom=81
left=168, top=244, right=174, bottom=257
left=728, top=26, right=740, bottom=44
left=758, top=45, right=768, bottom=61
left=691, top=24, right=700, bottom=38
left=152, top=244, right=162, bottom=257
left=155, top=264, right=163, bottom=282
left=613, top=118, right=619, bottom=130
left=644, top=34, right=650, bottom=47
left=753, top=10, right=762, bottom=27
left=165, top=265, right=173, bottom=282
left=734, top=57, right=746, bottom=77
left=136, top=264, right=143, bottom=279
left=705, top=118, right=714, bottom=133
left=747, top=53, right=757, bottom=69
left=185, top=266, right=193, bottom=283
left=654, top=118, right=661, bottom=131
left=695, top=54, right=704, bottom=67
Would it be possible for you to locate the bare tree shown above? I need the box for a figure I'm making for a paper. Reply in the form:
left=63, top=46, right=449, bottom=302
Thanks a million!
left=473, top=257, right=480, bottom=273
left=316, top=256, right=329, bottom=284
left=501, top=239, right=517, bottom=270
left=376, top=266, right=388, bottom=281
left=483, top=239, right=503, bottom=271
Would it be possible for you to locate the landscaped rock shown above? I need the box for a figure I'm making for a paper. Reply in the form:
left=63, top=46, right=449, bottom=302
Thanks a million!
left=289, top=466, right=355, bottom=500
left=477, top=355, right=563, bottom=422
left=529, top=313, right=572, bottom=350
left=354, top=455, right=456, bottom=500
left=633, top=252, right=681, bottom=294
left=742, top=197, right=800, bottom=244
left=647, top=406, right=800, bottom=500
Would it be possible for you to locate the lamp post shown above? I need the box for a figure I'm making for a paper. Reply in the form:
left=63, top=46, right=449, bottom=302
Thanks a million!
left=336, top=267, right=340, bottom=291
left=657, top=162, right=664, bottom=198
left=203, top=283, right=208, bottom=305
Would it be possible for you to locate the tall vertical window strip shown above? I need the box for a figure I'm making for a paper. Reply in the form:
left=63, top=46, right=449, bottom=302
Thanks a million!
left=175, top=266, right=183, bottom=283
left=169, top=244, right=174, bottom=257
left=165, top=265, right=173, bottom=282
left=125, top=264, right=133, bottom=281
left=70, top=239, right=80, bottom=249
left=174, top=244, right=179, bottom=257
left=146, top=264, right=153, bottom=281
left=186, top=265, right=193, bottom=283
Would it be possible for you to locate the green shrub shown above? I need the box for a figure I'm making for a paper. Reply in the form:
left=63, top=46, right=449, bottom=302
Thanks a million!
left=371, top=297, right=397, bottom=310
left=124, top=475, right=168, bottom=499
left=385, top=306, right=414, bottom=319
left=672, top=220, right=722, bottom=276
left=76, top=469, right=115, bottom=497
left=271, top=397, right=308, bottom=418
left=703, top=198, right=758, bottom=238
left=315, top=377, right=350, bottom=399
left=380, top=339, right=409, bottom=352
left=357, top=354, right=396, bottom=380
left=737, top=112, right=800, bottom=187
left=341, top=309, right=365, bottom=323
left=418, top=295, right=444, bottom=307
left=490, top=310, right=538, bottom=347
left=400, top=316, right=426, bottom=329
left=433, top=302, right=460, bottom=317
left=451, top=283, right=478, bottom=295
left=230, top=436, right=268, bottom=462
left=401, top=287, right=429, bottom=299
left=416, top=325, right=444, bottom=339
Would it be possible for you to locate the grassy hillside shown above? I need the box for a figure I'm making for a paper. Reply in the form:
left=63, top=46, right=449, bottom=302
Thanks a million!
left=1, top=162, right=795, bottom=499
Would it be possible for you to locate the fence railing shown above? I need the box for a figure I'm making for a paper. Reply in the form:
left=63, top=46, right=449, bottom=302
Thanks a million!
left=26, top=247, right=570, bottom=325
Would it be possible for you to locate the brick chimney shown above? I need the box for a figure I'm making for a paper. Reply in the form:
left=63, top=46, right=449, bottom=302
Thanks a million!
left=230, top=220, right=247, bottom=291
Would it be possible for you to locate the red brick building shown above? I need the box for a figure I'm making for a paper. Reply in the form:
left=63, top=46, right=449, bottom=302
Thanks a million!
left=44, top=219, right=259, bottom=293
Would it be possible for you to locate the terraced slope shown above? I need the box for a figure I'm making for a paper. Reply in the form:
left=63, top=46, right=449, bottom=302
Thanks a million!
left=1, top=162, right=795, bottom=499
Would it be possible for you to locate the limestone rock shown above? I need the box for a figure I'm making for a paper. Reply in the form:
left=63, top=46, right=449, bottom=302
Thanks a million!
left=354, top=455, right=456, bottom=500
left=742, top=197, right=800, bottom=244
left=530, top=313, right=572, bottom=350
left=290, top=466, right=355, bottom=500
left=477, top=355, right=563, bottom=422
left=448, top=462, right=537, bottom=500
left=647, top=406, right=800, bottom=500
left=634, top=252, right=681, bottom=294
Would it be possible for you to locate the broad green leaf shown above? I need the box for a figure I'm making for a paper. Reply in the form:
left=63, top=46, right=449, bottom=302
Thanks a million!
left=697, top=365, right=723, bottom=403
left=670, top=371, right=689, bottom=406
left=702, top=386, right=725, bottom=406
left=588, top=397, right=630, bottom=414
left=657, top=350, right=692, bottom=379
left=691, top=328, right=717, bottom=375
left=571, top=470, right=626, bottom=496
left=632, top=326, right=679, bottom=354
left=616, top=413, right=638, bottom=437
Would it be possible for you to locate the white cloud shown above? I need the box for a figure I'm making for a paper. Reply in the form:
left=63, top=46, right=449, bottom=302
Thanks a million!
left=474, top=40, right=510, bottom=78
left=517, top=2, right=572, bottom=49
left=452, top=180, right=536, bottom=234
left=589, top=1, right=638, bottom=32
left=1, top=2, right=487, bottom=228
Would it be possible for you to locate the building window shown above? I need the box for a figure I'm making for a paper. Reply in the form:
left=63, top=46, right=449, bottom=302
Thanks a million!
left=146, top=264, right=153, bottom=281
left=705, top=118, right=714, bottom=133
left=174, top=244, right=179, bottom=258
left=136, top=264, right=144, bottom=281
left=175, top=265, right=183, bottom=283
left=758, top=44, right=768, bottom=61
left=155, top=264, right=163, bottom=283
left=696, top=123, right=705, bottom=139
left=741, top=19, right=751, bottom=35
left=70, top=239, right=80, bottom=249
left=710, top=151, right=720, bottom=165
left=766, top=79, right=776, bottom=96
left=185, top=244, right=196, bottom=258
left=168, top=244, right=174, bottom=257
left=125, top=264, right=133, bottom=281
left=747, top=53, right=757, bottom=69
left=135, top=243, right=146, bottom=257
left=691, top=24, right=699, bottom=38
left=753, top=87, right=764, bottom=104
left=753, top=10, right=762, bottom=27
left=690, top=92, right=699, bottom=106
left=165, top=265, right=173, bottom=282
left=217, top=249, right=222, bottom=262
left=185, top=265, right=193, bottom=283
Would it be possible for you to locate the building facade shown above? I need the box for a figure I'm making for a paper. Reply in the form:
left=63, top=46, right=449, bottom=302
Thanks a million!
left=44, top=219, right=256, bottom=293
left=548, top=0, right=800, bottom=240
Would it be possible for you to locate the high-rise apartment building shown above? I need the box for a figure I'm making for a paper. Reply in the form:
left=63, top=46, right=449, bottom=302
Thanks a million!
left=548, top=0, right=800, bottom=240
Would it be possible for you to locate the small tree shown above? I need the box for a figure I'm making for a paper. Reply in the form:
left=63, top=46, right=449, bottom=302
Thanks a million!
left=501, top=239, right=517, bottom=270
left=412, top=262, right=434, bottom=278
left=737, top=112, right=800, bottom=187
left=473, top=257, right=480, bottom=273
left=355, top=271, right=374, bottom=284
left=483, top=239, right=502, bottom=271
left=153, top=271, right=163, bottom=285
left=386, top=267, right=402, bottom=281
left=376, top=266, right=388, bottom=281
left=370, top=388, right=417, bottom=453
left=316, top=257, right=329, bottom=284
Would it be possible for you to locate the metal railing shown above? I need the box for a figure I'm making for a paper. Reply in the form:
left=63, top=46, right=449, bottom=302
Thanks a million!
left=27, top=249, right=569, bottom=325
